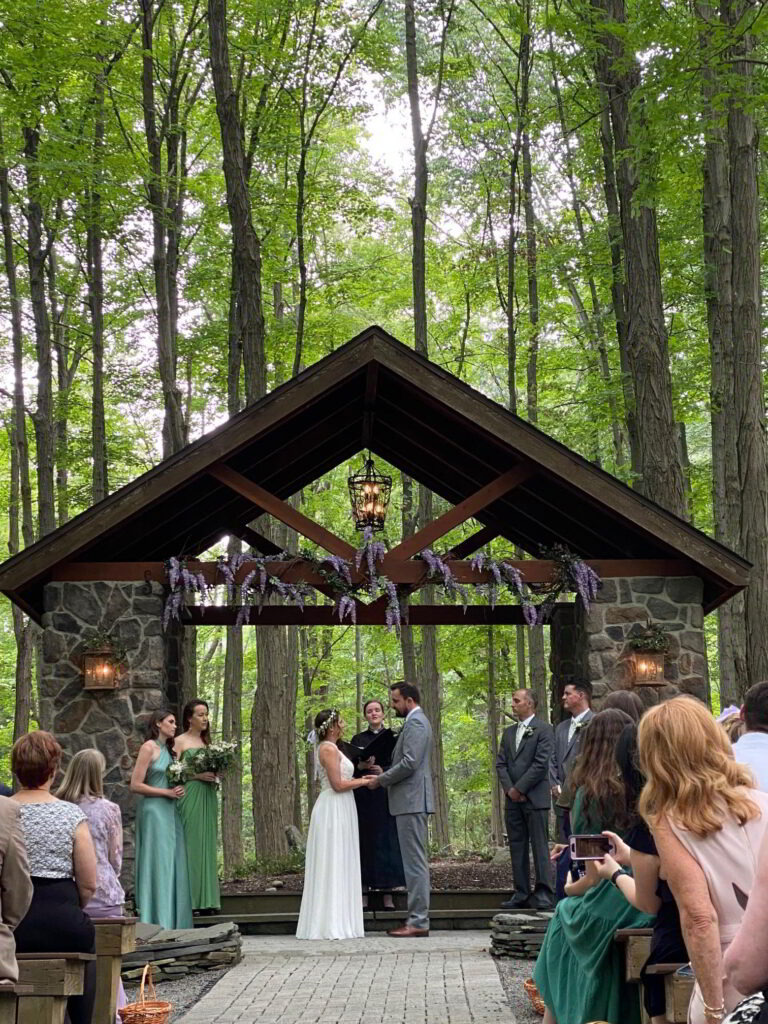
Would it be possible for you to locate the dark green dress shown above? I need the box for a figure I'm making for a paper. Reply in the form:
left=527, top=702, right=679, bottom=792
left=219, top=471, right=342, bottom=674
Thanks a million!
left=533, top=789, right=655, bottom=1024
left=134, top=744, right=193, bottom=929
left=178, top=748, right=220, bottom=911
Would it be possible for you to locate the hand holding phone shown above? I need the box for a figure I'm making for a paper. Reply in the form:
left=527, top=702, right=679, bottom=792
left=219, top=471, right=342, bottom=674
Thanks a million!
left=569, top=833, right=617, bottom=860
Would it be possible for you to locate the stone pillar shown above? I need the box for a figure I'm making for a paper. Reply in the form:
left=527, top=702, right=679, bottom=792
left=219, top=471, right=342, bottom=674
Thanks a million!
left=584, top=576, right=708, bottom=705
left=40, top=580, right=173, bottom=885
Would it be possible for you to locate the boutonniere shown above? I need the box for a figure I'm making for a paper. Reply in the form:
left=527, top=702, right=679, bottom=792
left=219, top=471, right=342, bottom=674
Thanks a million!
left=522, top=725, right=535, bottom=738
left=572, top=720, right=587, bottom=732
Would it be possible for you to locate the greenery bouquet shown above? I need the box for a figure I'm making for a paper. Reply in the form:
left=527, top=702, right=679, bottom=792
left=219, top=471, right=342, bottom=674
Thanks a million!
left=183, top=741, right=238, bottom=781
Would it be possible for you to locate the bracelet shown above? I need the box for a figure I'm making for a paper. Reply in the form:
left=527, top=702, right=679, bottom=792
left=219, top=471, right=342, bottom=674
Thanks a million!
left=702, top=1000, right=725, bottom=1020
left=610, top=868, right=624, bottom=887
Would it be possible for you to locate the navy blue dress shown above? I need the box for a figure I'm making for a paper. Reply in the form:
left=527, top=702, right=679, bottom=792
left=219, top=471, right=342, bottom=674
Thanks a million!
left=352, top=728, right=405, bottom=890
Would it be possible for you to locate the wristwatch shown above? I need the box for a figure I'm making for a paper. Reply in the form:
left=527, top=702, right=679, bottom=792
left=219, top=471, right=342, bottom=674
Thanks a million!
left=610, top=868, right=624, bottom=887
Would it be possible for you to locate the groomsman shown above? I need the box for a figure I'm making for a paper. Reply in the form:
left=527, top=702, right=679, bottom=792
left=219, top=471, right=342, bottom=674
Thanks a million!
left=496, top=690, right=554, bottom=910
left=549, top=679, right=594, bottom=841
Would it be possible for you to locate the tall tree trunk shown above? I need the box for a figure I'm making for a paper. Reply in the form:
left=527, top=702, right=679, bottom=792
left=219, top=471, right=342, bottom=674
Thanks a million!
left=301, top=626, right=319, bottom=816
left=23, top=124, right=56, bottom=536
left=487, top=627, right=503, bottom=845
left=221, top=536, right=244, bottom=873
left=86, top=69, right=108, bottom=502
left=726, top=0, right=768, bottom=688
left=595, top=78, right=640, bottom=476
left=0, top=120, right=34, bottom=547
left=404, top=0, right=428, bottom=356
left=399, top=472, right=418, bottom=680
left=595, top=0, right=687, bottom=516
left=208, top=0, right=266, bottom=404
left=698, top=0, right=745, bottom=702
left=355, top=626, right=363, bottom=734
left=139, top=0, right=185, bottom=458
left=8, top=426, right=34, bottom=743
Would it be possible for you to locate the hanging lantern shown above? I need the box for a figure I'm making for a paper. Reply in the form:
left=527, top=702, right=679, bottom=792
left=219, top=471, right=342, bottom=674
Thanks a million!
left=83, top=645, right=120, bottom=690
left=631, top=650, right=665, bottom=685
left=348, top=454, right=392, bottom=532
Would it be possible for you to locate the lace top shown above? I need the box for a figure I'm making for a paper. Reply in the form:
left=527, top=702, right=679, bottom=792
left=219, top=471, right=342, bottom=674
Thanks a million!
left=17, top=800, right=86, bottom=878
left=317, top=744, right=354, bottom=792
left=77, top=797, right=125, bottom=908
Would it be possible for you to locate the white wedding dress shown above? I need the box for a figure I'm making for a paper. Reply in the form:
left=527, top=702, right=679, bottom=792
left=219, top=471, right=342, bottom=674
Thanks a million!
left=296, top=746, right=364, bottom=940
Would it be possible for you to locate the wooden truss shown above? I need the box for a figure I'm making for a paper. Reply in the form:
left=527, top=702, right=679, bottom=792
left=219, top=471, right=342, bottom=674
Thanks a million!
left=52, top=462, right=694, bottom=625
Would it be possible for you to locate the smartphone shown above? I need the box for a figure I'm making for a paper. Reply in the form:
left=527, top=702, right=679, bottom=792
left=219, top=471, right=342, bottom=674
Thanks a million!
left=569, top=834, right=616, bottom=860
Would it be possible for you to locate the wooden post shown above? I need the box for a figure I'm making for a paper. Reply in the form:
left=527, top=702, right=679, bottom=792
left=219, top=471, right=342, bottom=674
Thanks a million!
left=92, top=917, right=137, bottom=1024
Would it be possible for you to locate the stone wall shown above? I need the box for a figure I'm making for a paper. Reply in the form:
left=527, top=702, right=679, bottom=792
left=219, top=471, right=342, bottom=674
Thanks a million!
left=40, top=580, right=173, bottom=883
left=585, top=575, right=708, bottom=703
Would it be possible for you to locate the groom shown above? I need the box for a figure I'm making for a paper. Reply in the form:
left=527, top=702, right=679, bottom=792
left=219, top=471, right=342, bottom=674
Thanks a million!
left=369, top=682, right=433, bottom=937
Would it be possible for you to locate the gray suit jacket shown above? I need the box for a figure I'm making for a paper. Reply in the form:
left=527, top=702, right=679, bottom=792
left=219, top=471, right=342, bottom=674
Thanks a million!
left=378, top=707, right=435, bottom=816
left=496, top=717, right=554, bottom=810
left=549, top=709, right=595, bottom=788
left=0, top=796, right=33, bottom=982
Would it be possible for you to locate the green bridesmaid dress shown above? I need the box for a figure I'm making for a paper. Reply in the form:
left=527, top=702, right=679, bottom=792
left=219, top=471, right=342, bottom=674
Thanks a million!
left=178, top=748, right=220, bottom=911
left=533, top=789, right=655, bottom=1024
left=135, top=744, right=194, bottom=929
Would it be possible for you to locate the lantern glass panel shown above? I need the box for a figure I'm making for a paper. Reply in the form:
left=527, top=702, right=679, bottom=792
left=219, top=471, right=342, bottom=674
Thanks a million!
left=348, top=457, right=392, bottom=532
left=631, top=651, right=665, bottom=686
left=83, top=649, right=118, bottom=690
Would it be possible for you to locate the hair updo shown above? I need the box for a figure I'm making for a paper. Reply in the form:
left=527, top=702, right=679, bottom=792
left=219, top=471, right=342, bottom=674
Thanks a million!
left=315, top=709, right=340, bottom=740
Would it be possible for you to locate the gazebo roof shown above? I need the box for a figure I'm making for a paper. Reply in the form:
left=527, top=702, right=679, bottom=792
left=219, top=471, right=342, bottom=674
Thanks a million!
left=0, top=325, right=749, bottom=619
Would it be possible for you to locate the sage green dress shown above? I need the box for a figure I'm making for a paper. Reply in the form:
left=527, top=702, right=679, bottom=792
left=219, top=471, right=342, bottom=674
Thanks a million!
left=532, top=789, right=655, bottom=1024
left=134, top=744, right=193, bottom=929
left=179, top=748, right=220, bottom=911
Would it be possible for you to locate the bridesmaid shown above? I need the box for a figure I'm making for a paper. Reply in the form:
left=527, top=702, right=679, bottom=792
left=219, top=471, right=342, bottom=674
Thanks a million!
left=130, top=709, right=193, bottom=929
left=174, top=699, right=220, bottom=915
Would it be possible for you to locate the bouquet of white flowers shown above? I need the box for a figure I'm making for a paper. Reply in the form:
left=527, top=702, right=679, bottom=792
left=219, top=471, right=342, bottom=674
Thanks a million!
left=184, top=741, right=238, bottom=780
left=167, top=760, right=186, bottom=785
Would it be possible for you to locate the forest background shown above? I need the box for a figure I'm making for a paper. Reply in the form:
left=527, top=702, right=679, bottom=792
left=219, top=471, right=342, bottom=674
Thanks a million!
left=0, top=0, right=766, bottom=871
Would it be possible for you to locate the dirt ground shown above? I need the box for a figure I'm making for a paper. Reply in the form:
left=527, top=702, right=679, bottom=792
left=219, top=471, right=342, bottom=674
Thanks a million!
left=221, top=856, right=511, bottom=895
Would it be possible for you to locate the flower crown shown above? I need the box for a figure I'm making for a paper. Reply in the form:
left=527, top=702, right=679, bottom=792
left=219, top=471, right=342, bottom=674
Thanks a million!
left=316, top=709, right=340, bottom=740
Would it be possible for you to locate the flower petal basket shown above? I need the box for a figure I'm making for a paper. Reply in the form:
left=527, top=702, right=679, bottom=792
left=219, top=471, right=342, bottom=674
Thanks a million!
left=523, top=977, right=546, bottom=1015
left=118, top=964, right=172, bottom=1024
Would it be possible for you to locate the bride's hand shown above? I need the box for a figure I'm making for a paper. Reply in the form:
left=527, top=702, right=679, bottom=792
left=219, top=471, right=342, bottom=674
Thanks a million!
left=361, top=775, right=379, bottom=788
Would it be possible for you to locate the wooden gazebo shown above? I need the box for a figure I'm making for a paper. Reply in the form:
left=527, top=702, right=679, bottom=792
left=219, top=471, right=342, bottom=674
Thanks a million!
left=0, top=325, right=749, bottom=815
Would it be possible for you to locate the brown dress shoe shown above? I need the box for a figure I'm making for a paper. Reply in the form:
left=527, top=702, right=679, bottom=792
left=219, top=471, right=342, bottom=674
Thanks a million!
left=387, top=925, right=429, bottom=937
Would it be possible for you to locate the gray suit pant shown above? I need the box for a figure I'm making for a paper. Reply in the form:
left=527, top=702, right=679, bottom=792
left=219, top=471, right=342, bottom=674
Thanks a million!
left=506, top=800, right=553, bottom=899
left=396, top=813, right=430, bottom=930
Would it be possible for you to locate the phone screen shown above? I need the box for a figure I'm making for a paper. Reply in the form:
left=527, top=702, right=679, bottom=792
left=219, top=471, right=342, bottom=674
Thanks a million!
left=573, top=835, right=611, bottom=858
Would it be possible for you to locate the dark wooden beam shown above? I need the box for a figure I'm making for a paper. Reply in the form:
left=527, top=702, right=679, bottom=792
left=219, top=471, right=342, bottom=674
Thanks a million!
left=448, top=526, right=500, bottom=559
left=361, top=361, right=379, bottom=448
left=181, top=604, right=569, bottom=626
left=208, top=464, right=357, bottom=559
left=381, top=465, right=535, bottom=566
left=51, top=558, right=696, bottom=585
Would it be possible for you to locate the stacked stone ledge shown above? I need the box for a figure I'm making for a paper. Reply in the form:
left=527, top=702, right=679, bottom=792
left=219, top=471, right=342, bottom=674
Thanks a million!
left=490, top=912, right=551, bottom=959
left=122, top=923, right=242, bottom=981
left=40, top=580, right=178, bottom=887
left=584, top=575, right=708, bottom=704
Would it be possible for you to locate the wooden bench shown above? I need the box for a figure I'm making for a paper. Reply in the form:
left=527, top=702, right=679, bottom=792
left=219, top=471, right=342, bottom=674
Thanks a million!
left=16, top=952, right=96, bottom=1024
left=615, top=928, right=653, bottom=1024
left=645, top=964, right=694, bottom=1023
left=92, top=916, right=137, bottom=1024
left=0, top=984, right=32, bottom=1024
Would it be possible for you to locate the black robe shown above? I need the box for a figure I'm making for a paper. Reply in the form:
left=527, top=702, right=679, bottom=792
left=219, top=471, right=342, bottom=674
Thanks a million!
left=351, top=727, right=406, bottom=889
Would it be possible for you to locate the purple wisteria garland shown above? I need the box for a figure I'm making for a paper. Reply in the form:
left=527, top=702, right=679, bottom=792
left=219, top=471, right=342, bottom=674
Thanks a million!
left=163, top=540, right=600, bottom=630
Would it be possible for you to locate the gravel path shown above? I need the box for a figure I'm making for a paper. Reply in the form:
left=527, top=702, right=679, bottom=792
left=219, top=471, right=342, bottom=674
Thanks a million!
left=494, top=956, right=544, bottom=1024
left=124, top=966, right=230, bottom=1022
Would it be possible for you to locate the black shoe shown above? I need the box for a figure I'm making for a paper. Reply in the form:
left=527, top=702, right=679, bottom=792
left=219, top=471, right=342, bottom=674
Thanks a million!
left=530, top=897, right=553, bottom=911
left=500, top=896, right=530, bottom=909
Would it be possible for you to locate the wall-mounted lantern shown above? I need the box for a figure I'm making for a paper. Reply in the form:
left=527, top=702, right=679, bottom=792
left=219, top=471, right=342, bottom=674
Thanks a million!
left=82, top=632, right=125, bottom=690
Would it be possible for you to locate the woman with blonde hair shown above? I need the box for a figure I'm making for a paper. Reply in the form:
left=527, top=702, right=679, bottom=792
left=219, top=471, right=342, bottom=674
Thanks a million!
left=637, top=697, right=768, bottom=1024
left=58, top=748, right=127, bottom=1021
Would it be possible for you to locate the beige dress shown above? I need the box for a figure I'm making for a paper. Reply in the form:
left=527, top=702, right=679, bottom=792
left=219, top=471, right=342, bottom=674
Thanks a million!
left=668, top=789, right=768, bottom=1024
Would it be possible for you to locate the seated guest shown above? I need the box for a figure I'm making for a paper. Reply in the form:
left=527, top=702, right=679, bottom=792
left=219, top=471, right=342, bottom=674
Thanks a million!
left=638, top=697, right=768, bottom=1024
left=600, top=688, right=645, bottom=722
left=533, top=709, right=654, bottom=1024
left=0, top=794, right=33, bottom=982
left=0, top=783, right=12, bottom=798
left=11, top=731, right=98, bottom=1024
left=496, top=689, right=554, bottom=910
left=596, top=724, right=687, bottom=1024
left=722, top=714, right=747, bottom=744
left=723, top=825, right=768, bottom=1021
left=732, top=682, right=768, bottom=791
left=58, top=749, right=126, bottom=1021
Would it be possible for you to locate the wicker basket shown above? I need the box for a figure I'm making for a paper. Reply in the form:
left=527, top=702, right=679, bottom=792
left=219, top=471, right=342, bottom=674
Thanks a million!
left=118, top=964, right=172, bottom=1024
left=523, top=977, right=546, bottom=1016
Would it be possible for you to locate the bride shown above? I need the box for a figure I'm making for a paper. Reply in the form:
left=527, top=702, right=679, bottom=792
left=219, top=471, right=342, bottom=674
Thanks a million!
left=296, top=709, right=376, bottom=940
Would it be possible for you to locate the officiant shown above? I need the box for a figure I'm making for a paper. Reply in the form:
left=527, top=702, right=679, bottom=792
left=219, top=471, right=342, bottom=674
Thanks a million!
left=351, top=699, right=405, bottom=909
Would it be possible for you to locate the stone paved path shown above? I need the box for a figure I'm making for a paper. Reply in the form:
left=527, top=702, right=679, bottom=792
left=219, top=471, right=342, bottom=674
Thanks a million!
left=177, top=932, right=515, bottom=1024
